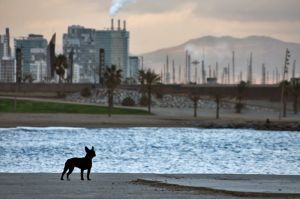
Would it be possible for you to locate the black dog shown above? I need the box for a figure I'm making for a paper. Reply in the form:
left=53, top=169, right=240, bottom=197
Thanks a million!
left=61, top=146, right=96, bottom=181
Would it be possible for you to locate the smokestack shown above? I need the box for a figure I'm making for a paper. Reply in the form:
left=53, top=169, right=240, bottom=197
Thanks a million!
left=118, top=19, right=121, bottom=30
left=123, top=20, right=126, bottom=30
left=111, top=18, right=114, bottom=30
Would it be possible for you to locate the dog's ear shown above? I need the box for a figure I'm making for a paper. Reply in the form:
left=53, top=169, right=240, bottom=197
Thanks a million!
left=85, top=146, right=89, bottom=153
left=92, top=146, right=94, bottom=151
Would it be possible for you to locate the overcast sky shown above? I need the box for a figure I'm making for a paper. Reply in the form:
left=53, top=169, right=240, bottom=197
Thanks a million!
left=0, top=0, right=300, bottom=54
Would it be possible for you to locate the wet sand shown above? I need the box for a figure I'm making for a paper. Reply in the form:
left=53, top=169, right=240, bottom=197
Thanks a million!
left=0, top=112, right=299, bottom=131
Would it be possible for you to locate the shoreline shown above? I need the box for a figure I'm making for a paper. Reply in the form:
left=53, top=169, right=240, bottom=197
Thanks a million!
left=0, top=113, right=299, bottom=131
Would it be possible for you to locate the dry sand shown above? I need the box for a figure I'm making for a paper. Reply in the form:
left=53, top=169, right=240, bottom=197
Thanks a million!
left=0, top=174, right=299, bottom=199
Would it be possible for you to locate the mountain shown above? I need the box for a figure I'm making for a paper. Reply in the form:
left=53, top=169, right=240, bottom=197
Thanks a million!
left=141, top=36, right=300, bottom=83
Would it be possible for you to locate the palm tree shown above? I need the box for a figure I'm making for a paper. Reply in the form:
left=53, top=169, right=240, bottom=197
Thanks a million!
left=289, top=79, right=300, bottom=114
left=190, top=95, right=200, bottom=118
left=143, top=69, right=160, bottom=113
left=235, top=81, right=248, bottom=113
left=215, top=95, right=221, bottom=119
left=55, top=54, right=68, bottom=83
left=138, top=69, right=147, bottom=105
left=279, top=80, right=290, bottom=117
left=104, top=65, right=122, bottom=117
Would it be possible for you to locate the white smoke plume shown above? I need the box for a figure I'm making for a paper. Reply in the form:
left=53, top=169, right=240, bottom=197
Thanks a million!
left=110, top=0, right=136, bottom=16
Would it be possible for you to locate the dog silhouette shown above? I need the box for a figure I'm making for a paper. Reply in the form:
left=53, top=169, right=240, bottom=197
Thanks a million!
left=61, top=146, right=96, bottom=181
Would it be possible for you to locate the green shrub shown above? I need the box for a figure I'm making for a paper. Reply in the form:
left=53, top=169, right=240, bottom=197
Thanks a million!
left=235, top=102, right=244, bottom=113
left=80, top=87, right=92, bottom=98
left=121, top=97, right=136, bottom=107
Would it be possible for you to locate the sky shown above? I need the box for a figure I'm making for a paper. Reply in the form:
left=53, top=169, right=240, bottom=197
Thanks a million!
left=0, top=0, right=300, bottom=54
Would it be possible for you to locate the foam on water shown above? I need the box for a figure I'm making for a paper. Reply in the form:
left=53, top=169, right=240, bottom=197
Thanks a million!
left=0, top=127, right=299, bottom=174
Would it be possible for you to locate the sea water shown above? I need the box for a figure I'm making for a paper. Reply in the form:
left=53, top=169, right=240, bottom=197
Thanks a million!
left=0, top=127, right=299, bottom=174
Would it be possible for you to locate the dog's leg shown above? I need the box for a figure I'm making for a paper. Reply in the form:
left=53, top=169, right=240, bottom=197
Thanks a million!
left=81, top=169, right=84, bottom=180
left=87, top=168, right=91, bottom=181
left=61, top=165, right=68, bottom=180
left=67, top=167, right=74, bottom=181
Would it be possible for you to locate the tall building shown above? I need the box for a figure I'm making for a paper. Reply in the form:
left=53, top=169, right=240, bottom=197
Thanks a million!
left=0, top=36, right=4, bottom=60
left=0, top=28, right=14, bottom=82
left=94, top=19, right=129, bottom=79
left=129, top=56, right=139, bottom=82
left=15, top=34, right=48, bottom=81
left=47, top=33, right=56, bottom=80
left=0, top=58, right=15, bottom=82
left=63, top=25, right=96, bottom=83
left=63, top=20, right=130, bottom=83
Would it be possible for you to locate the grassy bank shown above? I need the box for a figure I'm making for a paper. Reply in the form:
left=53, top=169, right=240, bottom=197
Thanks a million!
left=0, top=99, right=149, bottom=115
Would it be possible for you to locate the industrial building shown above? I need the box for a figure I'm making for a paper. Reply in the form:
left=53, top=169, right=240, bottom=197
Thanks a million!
left=94, top=19, right=129, bottom=79
left=63, top=19, right=130, bottom=83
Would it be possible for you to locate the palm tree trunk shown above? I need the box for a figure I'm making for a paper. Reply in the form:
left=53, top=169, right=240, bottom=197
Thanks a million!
left=193, top=100, right=197, bottom=118
left=216, top=96, right=220, bottom=119
left=293, top=95, right=298, bottom=114
left=148, top=86, right=151, bottom=113
left=108, top=90, right=112, bottom=117
left=283, top=96, right=287, bottom=117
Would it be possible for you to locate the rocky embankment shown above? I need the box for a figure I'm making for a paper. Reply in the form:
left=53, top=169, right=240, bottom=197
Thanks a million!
left=65, top=89, right=274, bottom=112
left=194, top=120, right=300, bottom=131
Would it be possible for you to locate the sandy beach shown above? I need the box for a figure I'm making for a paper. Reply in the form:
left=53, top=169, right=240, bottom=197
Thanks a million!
left=0, top=173, right=299, bottom=199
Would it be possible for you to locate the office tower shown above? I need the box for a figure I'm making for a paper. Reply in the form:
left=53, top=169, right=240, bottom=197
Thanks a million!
left=0, top=58, right=15, bottom=82
left=94, top=19, right=129, bottom=80
left=0, top=28, right=14, bottom=82
left=63, top=26, right=96, bottom=83
left=47, top=33, right=56, bottom=80
left=15, top=34, right=48, bottom=82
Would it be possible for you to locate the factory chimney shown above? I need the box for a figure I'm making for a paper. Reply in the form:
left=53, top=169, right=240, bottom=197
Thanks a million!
left=123, top=20, right=126, bottom=31
left=118, top=19, right=121, bottom=30
left=111, top=18, right=114, bottom=30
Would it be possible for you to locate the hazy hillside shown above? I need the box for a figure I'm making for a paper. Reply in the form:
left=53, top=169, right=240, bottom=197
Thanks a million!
left=141, top=36, right=300, bottom=83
